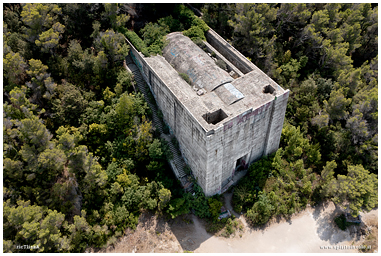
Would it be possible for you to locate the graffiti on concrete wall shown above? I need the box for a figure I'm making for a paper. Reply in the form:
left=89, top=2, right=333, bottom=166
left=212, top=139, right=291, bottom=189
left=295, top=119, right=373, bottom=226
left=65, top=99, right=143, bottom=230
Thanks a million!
left=186, top=68, right=197, bottom=83
left=192, top=55, right=204, bottom=66
left=223, top=100, right=272, bottom=132
left=222, top=91, right=289, bottom=132
left=170, top=46, right=179, bottom=57
left=130, top=50, right=143, bottom=72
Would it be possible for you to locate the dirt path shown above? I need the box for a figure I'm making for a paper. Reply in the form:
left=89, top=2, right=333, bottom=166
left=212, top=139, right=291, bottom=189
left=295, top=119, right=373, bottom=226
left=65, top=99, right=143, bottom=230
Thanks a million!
left=107, top=199, right=377, bottom=253
left=171, top=197, right=377, bottom=253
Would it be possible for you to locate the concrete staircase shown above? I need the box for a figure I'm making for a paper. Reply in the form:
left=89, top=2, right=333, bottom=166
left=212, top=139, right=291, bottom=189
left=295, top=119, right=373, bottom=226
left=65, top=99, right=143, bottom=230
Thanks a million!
left=125, top=55, right=194, bottom=193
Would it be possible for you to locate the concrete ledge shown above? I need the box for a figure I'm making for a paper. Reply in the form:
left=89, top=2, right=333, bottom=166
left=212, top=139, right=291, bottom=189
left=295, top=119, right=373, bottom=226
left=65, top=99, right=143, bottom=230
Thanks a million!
left=203, top=40, right=245, bottom=78
left=205, top=29, right=256, bottom=74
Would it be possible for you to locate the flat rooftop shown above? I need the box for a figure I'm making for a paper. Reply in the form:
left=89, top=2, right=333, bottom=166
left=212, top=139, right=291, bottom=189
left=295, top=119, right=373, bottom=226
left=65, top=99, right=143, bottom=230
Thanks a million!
left=145, top=32, right=285, bottom=132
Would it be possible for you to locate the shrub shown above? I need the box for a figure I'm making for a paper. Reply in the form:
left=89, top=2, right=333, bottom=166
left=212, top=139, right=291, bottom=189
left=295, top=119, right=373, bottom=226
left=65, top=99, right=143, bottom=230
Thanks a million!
left=123, top=30, right=157, bottom=57
left=124, top=30, right=147, bottom=53
left=248, top=156, right=273, bottom=189
left=147, top=91, right=156, bottom=105
left=192, top=37, right=206, bottom=50
left=216, top=59, right=227, bottom=70
left=208, top=197, right=223, bottom=220
left=140, top=23, right=169, bottom=56
left=334, top=214, right=348, bottom=230
left=190, top=184, right=211, bottom=218
left=117, top=69, right=134, bottom=89
left=232, top=178, right=257, bottom=213
left=192, top=194, right=211, bottom=218
left=183, top=26, right=206, bottom=41
left=174, top=7, right=209, bottom=37
left=206, top=221, right=225, bottom=234
left=157, top=109, right=164, bottom=120
left=171, top=136, right=180, bottom=151
left=219, top=218, right=236, bottom=238
left=158, top=15, right=184, bottom=32
left=191, top=17, right=209, bottom=33
left=184, top=164, right=192, bottom=175
left=162, top=123, right=170, bottom=134
left=117, top=26, right=128, bottom=35
left=246, top=191, right=274, bottom=225
left=174, top=4, right=195, bottom=30
left=163, top=124, right=169, bottom=134
left=147, top=44, right=162, bottom=56
left=140, top=22, right=169, bottom=46
left=141, top=48, right=150, bottom=57
left=179, top=72, right=191, bottom=85
left=166, top=197, right=190, bottom=219
left=159, top=138, right=173, bottom=160
left=226, top=219, right=234, bottom=234
left=148, top=36, right=168, bottom=55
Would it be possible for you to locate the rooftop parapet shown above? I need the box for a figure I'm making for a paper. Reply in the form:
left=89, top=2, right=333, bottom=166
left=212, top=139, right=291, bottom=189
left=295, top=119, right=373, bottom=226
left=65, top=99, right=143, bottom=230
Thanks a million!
left=131, top=29, right=286, bottom=132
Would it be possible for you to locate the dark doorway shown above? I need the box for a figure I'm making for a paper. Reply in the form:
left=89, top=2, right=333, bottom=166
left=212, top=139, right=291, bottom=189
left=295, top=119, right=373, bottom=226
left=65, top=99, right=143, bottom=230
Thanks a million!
left=235, top=155, right=247, bottom=171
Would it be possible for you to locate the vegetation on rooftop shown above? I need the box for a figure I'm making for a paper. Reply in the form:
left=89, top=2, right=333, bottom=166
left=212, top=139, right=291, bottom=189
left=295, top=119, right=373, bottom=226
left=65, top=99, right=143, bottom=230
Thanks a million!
left=122, top=4, right=209, bottom=57
left=2, top=3, right=378, bottom=252
left=179, top=72, right=192, bottom=85
left=198, top=3, right=378, bottom=222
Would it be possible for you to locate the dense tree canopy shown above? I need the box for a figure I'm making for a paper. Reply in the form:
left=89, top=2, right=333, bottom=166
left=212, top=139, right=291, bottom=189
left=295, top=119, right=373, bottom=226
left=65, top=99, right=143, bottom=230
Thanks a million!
left=3, top=3, right=377, bottom=251
left=3, top=3, right=180, bottom=252
left=201, top=3, right=378, bottom=224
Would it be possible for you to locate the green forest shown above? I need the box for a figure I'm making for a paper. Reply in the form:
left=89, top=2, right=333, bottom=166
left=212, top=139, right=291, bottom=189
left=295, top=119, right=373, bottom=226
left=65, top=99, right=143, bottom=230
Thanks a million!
left=3, top=3, right=378, bottom=252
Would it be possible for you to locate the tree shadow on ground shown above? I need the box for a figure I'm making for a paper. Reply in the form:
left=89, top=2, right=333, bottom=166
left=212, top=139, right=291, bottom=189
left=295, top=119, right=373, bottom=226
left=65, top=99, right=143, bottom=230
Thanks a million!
left=169, top=192, right=248, bottom=252
left=313, top=201, right=356, bottom=244
left=222, top=192, right=296, bottom=235
left=312, top=200, right=332, bottom=220
left=169, top=213, right=213, bottom=252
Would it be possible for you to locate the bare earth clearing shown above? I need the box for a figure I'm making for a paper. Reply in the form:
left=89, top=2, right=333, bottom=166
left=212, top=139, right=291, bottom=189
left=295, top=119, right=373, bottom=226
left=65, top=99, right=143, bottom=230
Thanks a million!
left=102, top=194, right=377, bottom=253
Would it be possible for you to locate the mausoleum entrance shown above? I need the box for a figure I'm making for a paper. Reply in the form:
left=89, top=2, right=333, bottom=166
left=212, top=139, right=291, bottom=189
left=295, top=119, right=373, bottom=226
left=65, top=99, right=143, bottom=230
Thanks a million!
left=235, top=154, right=248, bottom=172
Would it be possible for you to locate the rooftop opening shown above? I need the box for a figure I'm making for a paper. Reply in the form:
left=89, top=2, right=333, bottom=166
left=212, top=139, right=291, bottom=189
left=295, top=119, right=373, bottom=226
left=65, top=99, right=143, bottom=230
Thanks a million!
left=202, top=109, right=228, bottom=125
left=263, top=84, right=275, bottom=94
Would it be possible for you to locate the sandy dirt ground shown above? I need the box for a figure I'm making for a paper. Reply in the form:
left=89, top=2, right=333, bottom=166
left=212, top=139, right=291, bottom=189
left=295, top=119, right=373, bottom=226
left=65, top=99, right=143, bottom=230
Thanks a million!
left=96, top=212, right=183, bottom=253
left=106, top=194, right=378, bottom=253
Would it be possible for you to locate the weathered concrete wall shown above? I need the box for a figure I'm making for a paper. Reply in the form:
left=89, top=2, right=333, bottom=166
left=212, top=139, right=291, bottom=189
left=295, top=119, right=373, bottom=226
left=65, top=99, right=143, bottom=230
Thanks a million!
left=204, top=99, right=274, bottom=196
left=264, top=90, right=290, bottom=155
left=144, top=61, right=210, bottom=190
left=127, top=39, right=210, bottom=190
left=203, top=89, right=289, bottom=196
left=125, top=33, right=289, bottom=197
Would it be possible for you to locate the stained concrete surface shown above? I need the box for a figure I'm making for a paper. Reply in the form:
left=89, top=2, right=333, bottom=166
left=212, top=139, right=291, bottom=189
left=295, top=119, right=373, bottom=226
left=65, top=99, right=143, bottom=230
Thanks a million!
left=126, top=29, right=289, bottom=196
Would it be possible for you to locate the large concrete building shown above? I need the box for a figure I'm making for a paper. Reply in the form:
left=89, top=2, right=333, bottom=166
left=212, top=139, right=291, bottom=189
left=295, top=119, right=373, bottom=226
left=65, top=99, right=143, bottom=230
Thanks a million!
left=126, top=29, right=289, bottom=196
